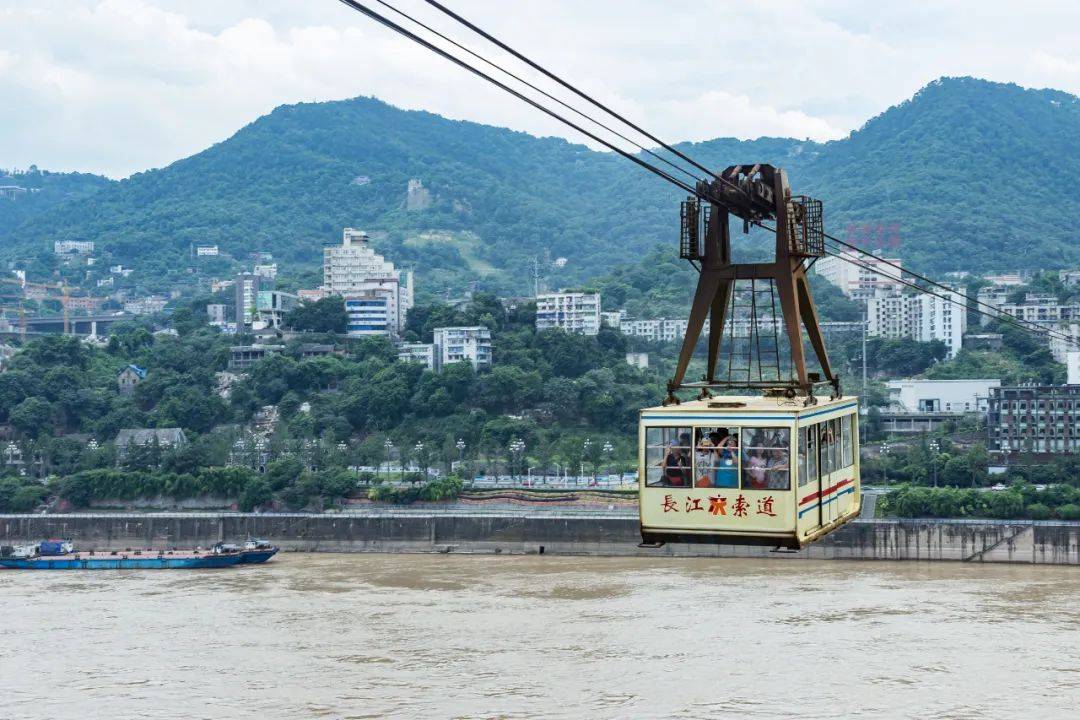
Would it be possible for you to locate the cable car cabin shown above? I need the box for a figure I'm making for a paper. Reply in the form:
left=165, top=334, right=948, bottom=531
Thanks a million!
left=639, top=395, right=860, bottom=550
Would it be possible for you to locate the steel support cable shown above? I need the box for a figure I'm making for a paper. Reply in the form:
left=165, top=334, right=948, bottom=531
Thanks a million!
left=334, top=0, right=701, bottom=196
left=821, top=245, right=1079, bottom=348
left=756, top=218, right=1078, bottom=348
left=368, top=1, right=705, bottom=185
left=421, top=0, right=728, bottom=185
left=819, top=229, right=1060, bottom=338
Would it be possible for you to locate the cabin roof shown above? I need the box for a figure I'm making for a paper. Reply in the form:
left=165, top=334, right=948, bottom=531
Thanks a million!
left=640, top=394, right=858, bottom=418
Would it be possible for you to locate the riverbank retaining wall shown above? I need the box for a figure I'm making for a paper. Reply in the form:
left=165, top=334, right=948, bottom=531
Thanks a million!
left=1, top=513, right=1078, bottom=564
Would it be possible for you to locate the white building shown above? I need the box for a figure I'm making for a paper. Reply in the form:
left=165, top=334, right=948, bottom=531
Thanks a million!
left=626, top=352, right=649, bottom=369
left=206, top=303, right=228, bottom=326
left=254, top=263, right=278, bottom=280
left=535, top=291, right=601, bottom=335
left=620, top=318, right=683, bottom=343
left=983, top=273, right=1026, bottom=287
left=324, top=228, right=413, bottom=336
left=54, top=240, right=94, bottom=255
left=886, top=379, right=1000, bottom=414
left=1050, top=324, right=1080, bottom=363
left=398, top=342, right=436, bottom=369
left=123, top=296, right=168, bottom=316
left=975, top=286, right=1010, bottom=327
left=344, top=294, right=393, bottom=336
left=1068, top=351, right=1080, bottom=386
left=234, top=273, right=263, bottom=330
left=867, top=289, right=967, bottom=358
left=999, top=293, right=1079, bottom=326
left=814, top=251, right=904, bottom=299
left=433, top=326, right=492, bottom=371
left=195, top=245, right=219, bottom=257
left=600, top=309, right=625, bottom=328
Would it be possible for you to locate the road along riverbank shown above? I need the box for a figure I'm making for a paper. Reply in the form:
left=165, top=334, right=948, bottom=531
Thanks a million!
left=2, top=512, right=1077, bottom=564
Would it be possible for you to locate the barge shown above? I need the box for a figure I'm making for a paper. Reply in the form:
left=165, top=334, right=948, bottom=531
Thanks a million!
left=0, top=540, right=243, bottom=569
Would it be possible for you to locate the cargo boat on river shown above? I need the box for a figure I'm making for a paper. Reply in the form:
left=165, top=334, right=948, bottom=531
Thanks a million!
left=0, top=540, right=243, bottom=569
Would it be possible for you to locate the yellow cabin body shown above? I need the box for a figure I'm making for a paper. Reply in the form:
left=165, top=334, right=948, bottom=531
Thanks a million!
left=639, top=395, right=861, bottom=550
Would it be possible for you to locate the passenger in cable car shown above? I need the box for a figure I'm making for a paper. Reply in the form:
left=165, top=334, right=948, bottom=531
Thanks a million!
left=713, top=430, right=740, bottom=488
left=694, top=437, right=715, bottom=487
left=661, top=441, right=688, bottom=486
left=765, top=448, right=790, bottom=489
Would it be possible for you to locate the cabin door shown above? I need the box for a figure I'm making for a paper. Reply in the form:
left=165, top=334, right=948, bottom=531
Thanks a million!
left=798, top=426, right=822, bottom=535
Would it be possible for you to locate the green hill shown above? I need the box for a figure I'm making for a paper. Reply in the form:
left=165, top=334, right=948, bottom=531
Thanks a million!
left=2, top=77, right=1077, bottom=295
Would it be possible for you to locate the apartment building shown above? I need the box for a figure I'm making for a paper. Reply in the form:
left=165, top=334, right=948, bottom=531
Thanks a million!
left=987, top=384, right=1080, bottom=457
left=536, top=291, right=601, bottom=335
left=433, top=326, right=492, bottom=370
left=814, top=251, right=904, bottom=299
left=867, top=289, right=967, bottom=358
left=324, top=228, right=413, bottom=336
left=619, top=317, right=683, bottom=343
left=53, top=240, right=94, bottom=255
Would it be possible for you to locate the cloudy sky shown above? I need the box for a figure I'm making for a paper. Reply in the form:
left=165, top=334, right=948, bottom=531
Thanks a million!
left=2, top=0, right=1078, bottom=178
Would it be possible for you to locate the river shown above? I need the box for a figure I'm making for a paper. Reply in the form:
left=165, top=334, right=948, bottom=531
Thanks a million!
left=2, top=554, right=1077, bottom=719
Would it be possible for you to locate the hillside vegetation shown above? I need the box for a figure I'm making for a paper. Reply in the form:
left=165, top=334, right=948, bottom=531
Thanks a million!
left=2, top=78, right=1077, bottom=295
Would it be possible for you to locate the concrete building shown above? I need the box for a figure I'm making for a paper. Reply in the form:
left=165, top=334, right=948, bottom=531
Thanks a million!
left=619, top=318, right=683, bottom=343
left=987, top=384, right=1080, bottom=457
left=1062, top=269, right=1080, bottom=288
left=206, top=303, right=228, bottom=327
left=229, top=344, right=284, bottom=370
left=195, top=245, right=219, bottom=257
left=54, top=240, right=94, bottom=255
left=983, top=273, right=1026, bottom=287
left=254, top=263, right=278, bottom=280
left=963, top=333, right=1004, bottom=351
left=1068, top=351, right=1080, bottom=386
left=998, top=293, right=1080, bottom=328
left=536, top=291, right=601, bottom=335
left=1049, top=324, right=1080, bottom=363
left=398, top=342, right=436, bottom=369
left=433, top=326, right=492, bottom=371
left=814, top=251, right=904, bottom=299
left=867, top=289, right=967, bottom=358
left=255, top=290, right=298, bottom=330
left=881, top=378, right=999, bottom=434
left=114, top=428, right=187, bottom=462
left=625, top=352, right=649, bottom=369
left=601, top=310, right=626, bottom=328
left=323, top=228, right=413, bottom=336
left=116, top=365, right=147, bottom=396
left=122, top=296, right=168, bottom=316
left=234, top=273, right=265, bottom=331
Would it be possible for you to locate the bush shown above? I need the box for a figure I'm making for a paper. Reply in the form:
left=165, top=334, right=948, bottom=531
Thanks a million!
left=239, top=478, right=273, bottom=512
left=1057, top=504, right=1080, bottom=521
left=1025, top=503, right=1053, bottom=520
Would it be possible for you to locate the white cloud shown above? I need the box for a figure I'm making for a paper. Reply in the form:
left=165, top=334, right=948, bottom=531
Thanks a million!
left=0, top=0, right=1078, bottom=177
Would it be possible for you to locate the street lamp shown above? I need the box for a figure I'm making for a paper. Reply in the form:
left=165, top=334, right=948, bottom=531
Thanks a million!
left=581, top=438, right=592, bottom=484
left=384, top=439, right=394, bottom=482
left=602, top=441, right=614, bottom=483
left=929, top=440, right=940, bottom=488
left=509, top=437, right=525, bottom=484
left=455, top=438, right=467, bottom=478
left=414, top=442, right=426, bottom=481
left=880, top=442, right=892, bottom=487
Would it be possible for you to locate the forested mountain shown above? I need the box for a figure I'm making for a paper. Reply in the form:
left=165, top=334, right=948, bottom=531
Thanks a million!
left=0, top=167, right=113, bottom=239
left=2, top=77, right=1077, bottom=295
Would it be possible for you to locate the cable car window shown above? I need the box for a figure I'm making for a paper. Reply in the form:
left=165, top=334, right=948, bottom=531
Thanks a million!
left=693, top=426, right=740, bottom=488
left=741, top=428, right=791, bottom=490
left=820, top=421, right=838, bottom=475
left=645, top=426, right=692, bottom=487
left=805, top=425, right=819, bottom=486
left=797, top=428, right=808, bottom=487
left=841, top=415, right=854, bottom=469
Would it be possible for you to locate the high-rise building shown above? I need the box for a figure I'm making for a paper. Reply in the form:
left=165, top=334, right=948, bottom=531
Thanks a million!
left=867, top=289, right=967, bottom=358
left=234, top=273, right=264, bottom=331
left=323, top=228, right=413, bottom=336
left=619, top=318, right=683, bottom=343
left=433, top=326, right=492, bottom=371
left=535, top=291, right=601, bottom=335
left=814, top=251, right=904, bottom=300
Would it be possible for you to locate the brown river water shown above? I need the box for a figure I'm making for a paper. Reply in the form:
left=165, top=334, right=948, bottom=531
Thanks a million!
left=1, top=554, right=1077, bottom=719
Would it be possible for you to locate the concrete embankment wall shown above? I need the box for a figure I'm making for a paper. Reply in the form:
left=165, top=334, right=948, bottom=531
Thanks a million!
left=2, top=513, right=1078, bottom=564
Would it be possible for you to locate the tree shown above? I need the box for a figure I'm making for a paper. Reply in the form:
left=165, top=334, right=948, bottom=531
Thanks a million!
left=283, top=296, right=348, bottom=334
left=10, top=397, right=54, bottom=439
left=239, top=477, right=273, bottom=511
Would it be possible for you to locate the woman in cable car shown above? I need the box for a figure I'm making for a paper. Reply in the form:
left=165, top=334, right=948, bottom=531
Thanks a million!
left=638, top=394, right=860, bottom=549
